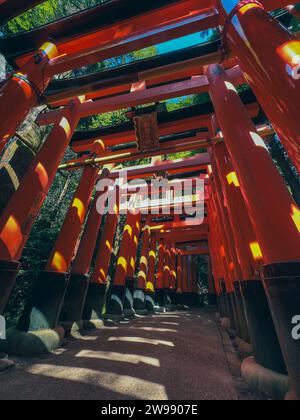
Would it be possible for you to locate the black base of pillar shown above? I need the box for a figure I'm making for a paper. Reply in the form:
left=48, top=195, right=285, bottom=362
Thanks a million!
left=263, top=262, right=300, bottom=400
left=181, top=292, right=200, bottom=307
left=145, top=291, right=155, bottom=313
left=133, top=288, right=146, bottom=313
left=18, top=271, right=69, bottom=331
left=124, top=279, right=135, bottom=317
left=59, top=273, right=90, bottom=331
left=155, top=289, right=165, bottom=307
left=225, top=292, right=237, bottom=330
left=163, top=288, right=172, bottom=307
left=207, top=293, right=217, bottom=306
left=106, top=285, right=125, bottom=318
left=234, top=281, right=250, bottom=343
left=81, top=282, right=107, bottom=329
left=219, top=283, right=228, bottom=317
left=168, top=289, right=177, bottom=305
left=227, top=292, right=241, bottom=335
left=0, top=271, right=69, bottom=355
left=233, top=281, right=250, bottom=343
left=217, top=294, right=224, bottom=316
left=0, top=260, right=20, bottom=315
left=240, top=279, right=287, bottom=375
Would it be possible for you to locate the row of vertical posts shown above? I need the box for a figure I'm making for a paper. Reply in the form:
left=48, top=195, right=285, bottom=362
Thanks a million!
left=205, top=57, right=300, bottom=399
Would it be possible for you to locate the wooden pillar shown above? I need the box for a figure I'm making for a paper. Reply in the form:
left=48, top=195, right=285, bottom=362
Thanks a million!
left=217, top=0, right=300, bottom=172
left=206, top=64, right=296, bottom=384
left=17, top=164, right=98, bottom=334
left=82, top=196, right=119, bottom=325
left=0, top=98, right=82, bottom=315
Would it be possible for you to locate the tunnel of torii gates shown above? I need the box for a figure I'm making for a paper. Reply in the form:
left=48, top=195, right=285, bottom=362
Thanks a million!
left=0, top=0, right=299, bottom=400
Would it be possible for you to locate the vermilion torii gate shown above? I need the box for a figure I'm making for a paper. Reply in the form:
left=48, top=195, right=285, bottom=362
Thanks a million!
left=0, top=0, right=300, bottom=401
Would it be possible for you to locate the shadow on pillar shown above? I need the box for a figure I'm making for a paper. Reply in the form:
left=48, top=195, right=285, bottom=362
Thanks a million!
left=263, top=262, right=300, bottom=400
left=0, top=271, right=68, bottom=356
left=82, top=282, right=107, bottom=329
left=0, top=260, right=20, bottom=315
left=59, top=273, right=90, bottom=334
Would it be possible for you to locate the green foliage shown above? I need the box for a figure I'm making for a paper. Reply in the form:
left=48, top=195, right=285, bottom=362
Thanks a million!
left=2, top=0, right=106, bottom=34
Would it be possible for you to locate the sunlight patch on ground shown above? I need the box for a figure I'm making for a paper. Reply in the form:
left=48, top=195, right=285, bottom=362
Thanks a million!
left=108, top=337, right=175, bottom=347
left=25, top=364, right=168, bottom=400
left=129, top=327, right=177, bottom=333
left=75, top=350, right=160, bottom=367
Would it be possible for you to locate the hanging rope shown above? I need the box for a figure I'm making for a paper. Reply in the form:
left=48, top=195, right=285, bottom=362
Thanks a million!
left=219, top=0, right=264, bottom=63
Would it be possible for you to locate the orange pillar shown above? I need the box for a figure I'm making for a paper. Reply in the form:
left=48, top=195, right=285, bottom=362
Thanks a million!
left=0, top=42, right=58, bottom=153
left=169, top=244, right=177, bottom=304
left=217, top=0, right=300, bottom=172
left=46, top=166, right=98, bottom=274
left=211, top=157, right=244, bottom=331
left=60, top=169, right=109, bottom=330
left=106, top=211, right=135, bottom=317
left=213, top=143, right=257, bottom=341
left=206, top=64, right=298, bottom=384
left=82, top=197, right=119, bottom=325
left=206, top=64, right=300, bottom=265
left=134, top=225, right=150, bottom=313
left=176, top=249, right=183, bottom=305
left=163, top=243, right=172, bottom=307
left=213, top=143, right=261, bottom=280
left=181, top=256, right=189, bottom=306
left=17, top=163, right=98, bottom=334
left=0, top=98, right=82, bottom=315
left=155, top=238, right=165, bottom=307
left=145, top=232, right=157, bottom=312
left=207, top=255, right=217, bottom=305
left=124, top=210, right=141, bottom=316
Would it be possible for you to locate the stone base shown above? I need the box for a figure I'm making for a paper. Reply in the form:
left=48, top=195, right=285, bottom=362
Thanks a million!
left=123, top=308, right=136, bottom=318
left=220, top=317, right=231, bottom=330
left=0, top=260, right=20, bottom=314
left=285, top=389, right=297, bottom=400
left=233, top=337, right=253, bottom=359
left=242, top=356, right=290, bottom=400
left=0, top=326, right=65, bottom=356
left=83, top=318, right=104, bottom=330
left=59, top=320, right=83, bottom=337
left=104, top=313, right=126, bottom=323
